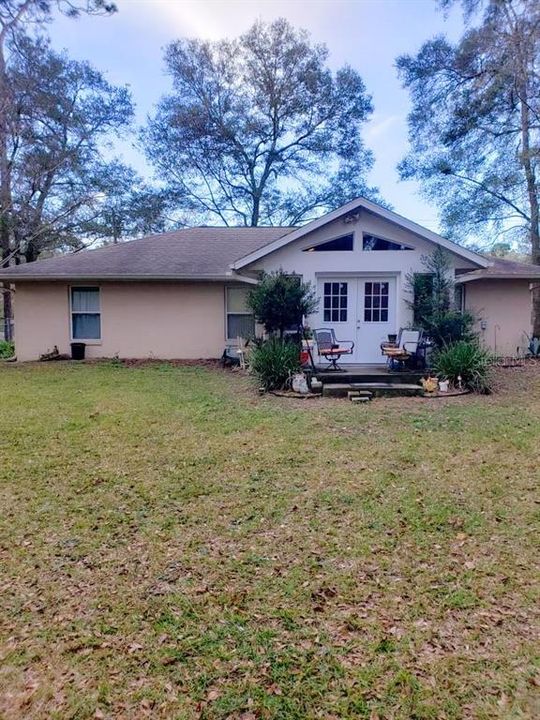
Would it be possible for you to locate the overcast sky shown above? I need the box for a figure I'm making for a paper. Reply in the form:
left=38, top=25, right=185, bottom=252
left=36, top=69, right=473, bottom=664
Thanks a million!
left=48, top=0, right=466, bottom=232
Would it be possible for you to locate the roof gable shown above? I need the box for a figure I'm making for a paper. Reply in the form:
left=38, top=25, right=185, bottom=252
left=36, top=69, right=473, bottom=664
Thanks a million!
left=231, top=197, right=489, bottom=270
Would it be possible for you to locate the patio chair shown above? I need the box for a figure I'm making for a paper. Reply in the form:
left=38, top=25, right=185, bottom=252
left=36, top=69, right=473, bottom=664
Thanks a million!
left=381, top=329, right=422, bottom=369
left=313, top=328, right=354, bottom=371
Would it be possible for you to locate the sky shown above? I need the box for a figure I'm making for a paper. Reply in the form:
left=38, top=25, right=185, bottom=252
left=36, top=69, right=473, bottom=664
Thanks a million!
left=48, top=0, right=466, bottom=232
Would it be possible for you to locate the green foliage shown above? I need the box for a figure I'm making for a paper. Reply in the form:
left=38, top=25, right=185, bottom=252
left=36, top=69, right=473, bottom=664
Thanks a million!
left=433, top=340, right=494, bottom=393
left=0, top=340, right=14, bottom=358
left=397, top=0, right=539, bottom=256
left=143, top=18, right=383, bottom=226
left=249, top=337, right=301, bottom=391
left=407, top=249, right=476, bottom=349
left=427, top=310, right=477, bottom=350
left=247, top=271, right=318, bottom=338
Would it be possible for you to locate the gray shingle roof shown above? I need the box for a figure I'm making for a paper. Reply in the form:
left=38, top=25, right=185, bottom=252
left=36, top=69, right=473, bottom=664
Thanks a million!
left=0, top=227, right=293, bottom=281
left=457, top=257, right=540, bottom=283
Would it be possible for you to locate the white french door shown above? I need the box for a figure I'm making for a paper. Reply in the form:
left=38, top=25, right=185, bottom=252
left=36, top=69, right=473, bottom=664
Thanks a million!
left=317, top=277, right=397, bottom=364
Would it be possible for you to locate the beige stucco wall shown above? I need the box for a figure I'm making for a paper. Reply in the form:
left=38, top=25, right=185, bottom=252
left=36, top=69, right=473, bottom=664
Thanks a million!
left=464, top=279, right=533, bottom=356
left=13, top=282, right=228, bottom=361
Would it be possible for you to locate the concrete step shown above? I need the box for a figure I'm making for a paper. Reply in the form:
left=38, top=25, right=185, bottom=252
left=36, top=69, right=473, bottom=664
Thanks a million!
left=322, top=382, right=424, bottom=398
left=317, top=371, right=423, bottom=385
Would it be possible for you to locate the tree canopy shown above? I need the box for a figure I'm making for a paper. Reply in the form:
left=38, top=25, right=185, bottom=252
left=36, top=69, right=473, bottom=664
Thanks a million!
left=397, top=0, right=540, bottom=333
left=143, top=18, right=381, bottom=227
left=397, top=0, right=539, bottom=253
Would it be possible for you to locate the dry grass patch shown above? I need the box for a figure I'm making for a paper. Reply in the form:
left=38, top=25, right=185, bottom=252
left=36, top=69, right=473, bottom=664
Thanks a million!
left=0, top=361, right=539, bottom=719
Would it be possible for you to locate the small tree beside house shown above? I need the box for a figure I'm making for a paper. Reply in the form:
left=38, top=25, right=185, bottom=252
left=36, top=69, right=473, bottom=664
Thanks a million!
left=247, top=270, right=318, bottom=390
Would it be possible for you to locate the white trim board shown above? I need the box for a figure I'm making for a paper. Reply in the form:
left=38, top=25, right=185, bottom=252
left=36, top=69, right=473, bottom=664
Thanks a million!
left=231, top=197, right=489, bottom=271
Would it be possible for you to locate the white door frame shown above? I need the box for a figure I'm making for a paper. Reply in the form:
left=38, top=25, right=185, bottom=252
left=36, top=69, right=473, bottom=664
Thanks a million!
left=315, top=272, right=400, bottom=364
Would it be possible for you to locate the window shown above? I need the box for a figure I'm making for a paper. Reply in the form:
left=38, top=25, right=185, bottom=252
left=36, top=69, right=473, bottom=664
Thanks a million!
left=323, top=282, right=348, bottom=323
left=363, top=234, right=413, bottom=251
left=364, top=282, right=389, bottom=323
left=71, top=287, right=101, bottom=340
left=304, top=234, right=353, bottom=252
left=226, top=286, right=255, bottom=340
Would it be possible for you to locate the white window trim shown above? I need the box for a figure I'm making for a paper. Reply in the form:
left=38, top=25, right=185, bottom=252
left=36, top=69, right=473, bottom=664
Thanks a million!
left=69, top=285, right=102, bottom=344
left=225, top=285, right=255, bottom=343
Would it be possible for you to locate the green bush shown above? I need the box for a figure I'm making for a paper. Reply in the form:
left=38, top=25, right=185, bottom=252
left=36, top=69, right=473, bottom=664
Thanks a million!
left=247, top=270, right=318, bottom=338
left=433, top=340, right=494, bottom=393
left=249, top=337, right=301, bottom=391
left=426, top=310, right=476, bottom=349
left=0, top=340, right=15, bottom=359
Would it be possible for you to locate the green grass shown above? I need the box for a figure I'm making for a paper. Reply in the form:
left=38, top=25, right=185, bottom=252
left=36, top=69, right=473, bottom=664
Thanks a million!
left=0, top=361, right=539, bottom=719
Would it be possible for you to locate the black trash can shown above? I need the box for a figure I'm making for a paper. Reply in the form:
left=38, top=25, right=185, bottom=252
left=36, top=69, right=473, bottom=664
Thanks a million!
left=70, top=342, right=86, bottom=360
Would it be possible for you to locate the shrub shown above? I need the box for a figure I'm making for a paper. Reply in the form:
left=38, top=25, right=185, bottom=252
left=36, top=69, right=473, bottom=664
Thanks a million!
left=433, top=340, right=494, bottom=393
left=0, top=340, right=15, bottom=359
left=249, top=337, right=301, bottom=391
left=426, top=310, right=476, bottom=349
left=248, top=270, right=318, bottom=338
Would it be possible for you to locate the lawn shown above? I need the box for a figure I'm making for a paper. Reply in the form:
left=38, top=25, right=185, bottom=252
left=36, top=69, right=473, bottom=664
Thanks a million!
left=0, top=362, right=538, bottom=719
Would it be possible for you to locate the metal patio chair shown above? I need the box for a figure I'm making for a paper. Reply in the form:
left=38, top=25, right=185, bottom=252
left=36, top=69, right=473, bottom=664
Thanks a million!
left=313, top=328, right=355, bottom=371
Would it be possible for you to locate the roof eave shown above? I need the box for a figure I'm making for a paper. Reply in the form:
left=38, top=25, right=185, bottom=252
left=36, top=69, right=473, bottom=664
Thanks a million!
left=0, top=273, right=256, bottom=283
left=457, top=273, right=540, bottom=284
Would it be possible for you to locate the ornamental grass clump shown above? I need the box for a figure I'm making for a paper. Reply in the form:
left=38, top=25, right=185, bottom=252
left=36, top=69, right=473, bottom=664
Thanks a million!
left=433, top=340, right=494, bottom=393
left=249, top=337, right=301, bottom=391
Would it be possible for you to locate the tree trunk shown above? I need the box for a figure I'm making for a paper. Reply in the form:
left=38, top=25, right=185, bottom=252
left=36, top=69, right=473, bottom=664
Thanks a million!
left=0, top=36, right=14, bottom=341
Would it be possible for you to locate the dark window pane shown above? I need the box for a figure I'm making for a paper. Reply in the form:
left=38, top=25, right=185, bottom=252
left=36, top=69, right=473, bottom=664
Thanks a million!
left=381, top=282, right=389, bottom=294
left=305, top=234, right=353, bottom=252
left=365, top=282, right=372, bottom=294
left=364, top=309, right=371, bottom=322
left=339, top=282, right=347, bottom=295
left=365, top=296, right=372, bottom=308
left=363, top=234, right=413, bottom=251
left=332, top=296, right=339, bottom=308
left=373, top=296, right=380, bottom=308
left=381, top=309, right=388, bottom=322
left=340, top=309, right=347, bottom=322
left=72, top=313, right=100, bottom=340
left=324, top=310, right=330, bottom=322
left=324, top=283, right=331, bottom=294
left=227, top=314, right=255, bottom=340
left=373, top=310, right=380, bottom=322
left=340, top=295, right=347, bottom=308
left=332, top=282, right=339, bottom=294
left=324, top=297, right=331, bottom=308
left=381, top=296, right=388, bottom=309
left=373, top=282, right=380, bottom=295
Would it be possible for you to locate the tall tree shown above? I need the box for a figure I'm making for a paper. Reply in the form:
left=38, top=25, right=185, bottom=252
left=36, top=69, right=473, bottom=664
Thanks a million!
left=0, top=0, right=116, bottom=340
left=397, top=0, right=540, bottom=335
left=5, top=37, right=134, bottom=264
left=80, top=161, right=172, bottom=246
left=143, top=18, right=380, bottom=228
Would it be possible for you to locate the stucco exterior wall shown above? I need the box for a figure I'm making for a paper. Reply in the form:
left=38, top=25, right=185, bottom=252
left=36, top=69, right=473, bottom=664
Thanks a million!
left=13, top=282, right=228, bottom=361
left=463, top=279, right=533, bottom=357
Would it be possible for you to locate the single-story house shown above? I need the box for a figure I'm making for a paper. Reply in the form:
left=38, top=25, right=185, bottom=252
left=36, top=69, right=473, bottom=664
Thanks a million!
left=1, top=197, right=539, bottom=362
